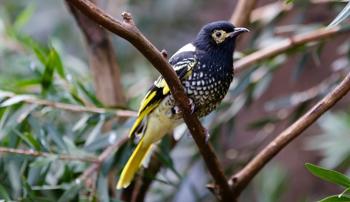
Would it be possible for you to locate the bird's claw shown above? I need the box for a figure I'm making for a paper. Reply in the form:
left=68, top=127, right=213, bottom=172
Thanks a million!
left=189, top=98, right=195, bottom=114
left=204, top=128, right=210, bottom=144
left=172, top=98, right=195, bottom=115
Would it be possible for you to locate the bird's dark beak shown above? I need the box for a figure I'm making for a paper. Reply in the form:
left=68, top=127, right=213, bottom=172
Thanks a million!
left=228, top=27, right=249, bottom=38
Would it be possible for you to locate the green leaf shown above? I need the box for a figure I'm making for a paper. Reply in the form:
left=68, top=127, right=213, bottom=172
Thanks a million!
left=328, top=2, right=350, bottom=27
left=319, top=195, right=350, bottom=202
left=13, top=5, right=35, bottom=31
left=41, top=58, right=55, bottom=91
left=305, top=163, right=350, bottom=188
left=14, top=78, right=42, bottom=88
left=22, top=176, right=36, bottom=200
left=45, top=125, right=68, bottom=152
left=0, top=183, right=11, bottom=201
left=57, top=183, right=82, bottom=202
left=284, top=0, right=294, bottom=4
left=76, top=81, right=103, bottom=107
left=15, top=130, right=41, bottom=151
left=97, top=173, right=109, bottom=202
left=49, top=47, right=65, bottom=79
left=32, top=45, right=48, bottom=66
left=156, top=137, right=181, bottom=180
left=30, top=157, right=55, bottom=168
left=0, top=95, right=33, bottom=107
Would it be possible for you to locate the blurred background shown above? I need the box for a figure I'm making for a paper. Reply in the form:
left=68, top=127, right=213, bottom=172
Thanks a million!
left=0, top=0, right=349, bottom=201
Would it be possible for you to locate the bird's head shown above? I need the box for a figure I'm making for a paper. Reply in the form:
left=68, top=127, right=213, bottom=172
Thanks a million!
left=193, top=21, right=249, bottom=54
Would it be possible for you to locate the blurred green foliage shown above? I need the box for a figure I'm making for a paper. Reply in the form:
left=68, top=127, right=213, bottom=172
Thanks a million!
left=0, top=0, right=349, bottom=202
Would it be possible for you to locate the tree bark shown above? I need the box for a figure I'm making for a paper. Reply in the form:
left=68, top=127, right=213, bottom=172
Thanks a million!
left=67, top=0, right=125, bottom=106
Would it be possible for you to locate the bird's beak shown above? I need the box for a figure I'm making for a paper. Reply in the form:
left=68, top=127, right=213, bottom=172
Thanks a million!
left=228, top=27, right=250, bottom=38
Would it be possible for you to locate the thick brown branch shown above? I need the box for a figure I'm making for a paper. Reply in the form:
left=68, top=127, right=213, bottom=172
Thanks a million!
left=68, top=0, right=232, bottom=200
left=230, top=0, right=257, bottom=27
left=235, top=26, right=344, bottom=73
left=66, top=0, right=125, bottom=106
left=0, top=90, right=136, bottom=117
left=0, top=147, right=99, bottom=163
left=229, top=72, right=350, bottom=197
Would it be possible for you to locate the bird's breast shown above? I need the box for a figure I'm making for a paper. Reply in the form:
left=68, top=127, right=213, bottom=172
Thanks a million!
left=183, top=60, right=233, bottom=117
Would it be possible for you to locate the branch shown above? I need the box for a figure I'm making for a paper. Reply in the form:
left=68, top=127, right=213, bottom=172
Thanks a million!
left=229, top=72, right=350, bottom=197
left=68, top=0, right=232, bottom=200
left=230, top=0, right=257, bottom=27
left=235, top=26, right=345, bottom=73
left=78, top=134, right=129, bottom=181
left=0, top=147, right=99, bottom=163
left=0, top=90, right=136, bottom=117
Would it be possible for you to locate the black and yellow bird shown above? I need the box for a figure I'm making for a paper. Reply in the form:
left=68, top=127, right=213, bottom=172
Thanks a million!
left=117, top=21, right=249, bottom=189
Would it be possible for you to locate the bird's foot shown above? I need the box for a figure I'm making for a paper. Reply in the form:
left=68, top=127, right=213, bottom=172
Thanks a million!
left=172, top=98, right=195, bottom=115
left=188, top=98, right=195, bottom=114
left=204, top=128, right=210, bottom=144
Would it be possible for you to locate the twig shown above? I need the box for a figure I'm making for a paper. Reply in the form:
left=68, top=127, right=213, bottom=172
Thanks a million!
left=230, top=0, right=257, bottom=27
left=0, top=147, right=99, bottom=163
left=235, top=26, right=345, bottom=73
left=228, top=72, right=350, bottom=197
left=68, top=0, right=233, bottom=200
left=0, top=90, right=137, bottom=117
left=79, top=134, right=129, bottom=181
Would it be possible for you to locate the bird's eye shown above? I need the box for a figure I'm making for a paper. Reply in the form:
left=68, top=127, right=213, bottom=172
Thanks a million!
left=212, top=30, right=227, bottom=44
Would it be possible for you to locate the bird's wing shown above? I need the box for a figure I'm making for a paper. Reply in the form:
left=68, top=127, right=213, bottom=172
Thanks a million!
left=129, top=48, right=197, bottom=138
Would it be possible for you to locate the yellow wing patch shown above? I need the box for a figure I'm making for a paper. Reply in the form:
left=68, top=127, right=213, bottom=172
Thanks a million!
left=129, top=58, right=197, bottom=138
left=154, top=77, right=170, bottom=95
left=129, top=90, right=159, bottom=137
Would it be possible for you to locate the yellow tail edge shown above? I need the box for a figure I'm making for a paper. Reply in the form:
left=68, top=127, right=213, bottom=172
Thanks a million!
left=116, top=138, right=153, bottom=189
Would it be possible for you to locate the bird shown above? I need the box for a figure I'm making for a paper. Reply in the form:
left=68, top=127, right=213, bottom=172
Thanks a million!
left=116, top=21, right=249, bottom=189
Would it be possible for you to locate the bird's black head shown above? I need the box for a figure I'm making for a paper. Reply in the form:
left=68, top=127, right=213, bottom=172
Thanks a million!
left=193, top=21, right=249, bottom=55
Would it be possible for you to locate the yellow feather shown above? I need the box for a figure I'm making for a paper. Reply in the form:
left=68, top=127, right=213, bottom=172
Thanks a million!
left=162, top=82, right=170, bottom=95
left=129, top=91, right=158, bottom=138
left=116, top=137, right=153, bottom=189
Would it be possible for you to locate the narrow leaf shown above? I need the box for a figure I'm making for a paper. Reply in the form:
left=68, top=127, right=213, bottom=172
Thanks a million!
left=0, top=183, right=11, bottom=201
left=319, top=195, right=350, bottom=202
left=305, top=163, right=350, bottom=188
left=328, top=2, right=350, bottom=27
left=57, top=183, right=82, bottom=202
left=13, top=4, right=35, bottom=31
left=49, top=47, right=65, bottom=79
left=0, top=95, right=33, bottom=107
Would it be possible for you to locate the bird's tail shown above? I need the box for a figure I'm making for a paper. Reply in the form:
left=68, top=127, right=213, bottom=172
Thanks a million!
left=116, top=137, right=153, bottom=189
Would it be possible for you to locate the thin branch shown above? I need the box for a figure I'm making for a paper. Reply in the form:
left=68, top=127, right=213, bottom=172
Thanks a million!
left=79, top=134, right=129, bottom=181
left=68, top=0, right=233, bottom=201
left=229, top=72, right=350, bottom=197
left=0, top=90, right=137, bottom=117
left=230, top=0, right=257, bottom=27
left=0, top=147, right=99, bottom=163
left=235, top=26, right=345, bottom=73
